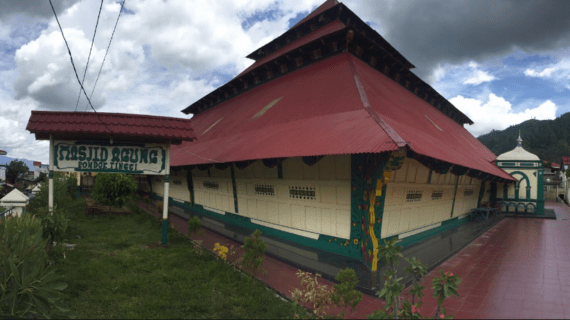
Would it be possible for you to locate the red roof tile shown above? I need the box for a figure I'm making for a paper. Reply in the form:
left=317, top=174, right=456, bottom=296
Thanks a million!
left=562, top=156, right=570, bottom=166
left=27, top=111, right=195, bottom=144
left=171, top=53, right=513, bottom=181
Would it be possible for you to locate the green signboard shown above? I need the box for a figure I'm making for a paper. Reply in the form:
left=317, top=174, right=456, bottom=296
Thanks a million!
left=53, top=141, right=166, bottom=175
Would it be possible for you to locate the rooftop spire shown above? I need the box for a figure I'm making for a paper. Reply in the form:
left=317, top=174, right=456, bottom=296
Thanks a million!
left=517, top=130, right=522, bottom=147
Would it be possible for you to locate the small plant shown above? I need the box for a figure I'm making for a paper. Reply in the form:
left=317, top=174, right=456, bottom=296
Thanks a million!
left=241, top=229, right=267, bottom=277
left=35, top=206, right=70, bottom=251
left=92, top=173, right=137, bottom=208
left=188, top=216, right=202, bottom=235
left=291, top=270, right=333, bottom=319
left=191, top=240, right=204, bottom=256
left=0, top=215, right=69, bottom=318
left=214, top=243, right=229, bottom=260
left=368, top=238, right=460, bottom=319
left=431, top=271, right=460, bottom=319
left=331, top=268, right=363, bottom=318
left=156, top=201, right=163, bottom=214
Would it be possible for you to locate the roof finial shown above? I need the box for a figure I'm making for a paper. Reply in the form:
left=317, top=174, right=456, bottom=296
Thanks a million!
left=517, top=130, right=522, bottom=147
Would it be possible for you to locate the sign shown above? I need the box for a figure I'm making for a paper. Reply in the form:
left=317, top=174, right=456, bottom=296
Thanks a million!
left=53, top=141, right=167, bottom=175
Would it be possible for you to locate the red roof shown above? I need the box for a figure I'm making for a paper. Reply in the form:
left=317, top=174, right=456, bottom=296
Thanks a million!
left=27, top=111, right=195, bottom=145
left=33, top=161, right=41, bottom=167
left=562, top=156, right=570, bottom=166
left=171, top=53, right=514, bottom=181
left=291, top=0, right=338, bottom=29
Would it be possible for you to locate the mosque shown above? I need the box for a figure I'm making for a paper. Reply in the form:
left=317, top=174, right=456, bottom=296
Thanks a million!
left=495, top=134, right=545, bottom=215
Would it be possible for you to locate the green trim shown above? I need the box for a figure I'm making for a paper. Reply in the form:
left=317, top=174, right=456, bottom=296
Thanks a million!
left=162, top=219, right=168, bottom=245
left=164, top=175, right=170, bottom=183
left=152, top=193, right=360, bottom=259
left=450, top=175, right=459, bottom=218
left=500, top=198, right=537, bottom=202
left=398, top=216, right=469, bottom=248
left=520, top=163, right=537, bottom=167
left=49, top=171, right=54, bottom=178
left=509, top=171, right=531, bottom=201
left=537, top=168, right=545, bottom=215
left=498, top=162, right=516, bottom=166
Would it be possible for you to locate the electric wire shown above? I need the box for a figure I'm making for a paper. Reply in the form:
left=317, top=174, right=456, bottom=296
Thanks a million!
left=48, top=0, right=113, bottom=133
left=74, top=0, right=104, bottom=112
left=85, top=0, right=126, bottom=111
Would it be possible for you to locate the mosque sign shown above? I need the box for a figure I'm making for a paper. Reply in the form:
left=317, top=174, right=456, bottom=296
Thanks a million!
left=53, top=141, right=166, bottom=175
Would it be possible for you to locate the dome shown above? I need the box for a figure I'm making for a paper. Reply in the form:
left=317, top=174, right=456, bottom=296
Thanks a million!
left=496, top=133, right=540, bottom=161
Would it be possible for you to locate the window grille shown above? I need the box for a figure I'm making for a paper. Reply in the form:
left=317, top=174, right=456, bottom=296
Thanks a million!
left=431, top=190, right=443, bottom=200
left=172, top=180, right=182, bottom=185
left=255, top=184, right=275, bottom=196
left=154, top=177, right=161, bottom=183
left=203, top=181, right=219, bottom=190
left=464, top=189, right=474, bottom=196
left=289, top=186, right=316, bottom=200
left=406, top=190, right=422, bottom=202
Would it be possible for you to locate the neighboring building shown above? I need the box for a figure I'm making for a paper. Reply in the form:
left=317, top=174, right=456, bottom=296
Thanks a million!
left=0, top=188, right=29, bottom=217
left=33, top=162, right=49, bottom=180
left=142, top=0, right=515, bottom=289
left=0, top=167, right=5, bottom=181
left=543, top=161, right=562, bottom=200
left=561, top=156, right=570, bottom=204
left=495, top=134, right=544, bottom=214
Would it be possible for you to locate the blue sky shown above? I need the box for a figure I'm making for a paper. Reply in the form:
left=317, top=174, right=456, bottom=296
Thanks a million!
left=0, top=0, right=569, bottom=164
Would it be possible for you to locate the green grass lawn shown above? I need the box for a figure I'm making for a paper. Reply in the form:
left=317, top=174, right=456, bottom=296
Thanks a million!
left=57, top=199, right=300, bottom=319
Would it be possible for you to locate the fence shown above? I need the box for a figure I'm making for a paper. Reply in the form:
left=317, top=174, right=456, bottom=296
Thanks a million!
left=0, top=206, right=15, bottom=219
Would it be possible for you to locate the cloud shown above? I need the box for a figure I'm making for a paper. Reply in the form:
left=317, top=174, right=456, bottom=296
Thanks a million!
left=345, top=0, right=570, bottom=82
left=450, top=93, right=557, bottom=136
left=0, top=0, right=81, bottom=20
left=464, top=70, right=496, bottom=85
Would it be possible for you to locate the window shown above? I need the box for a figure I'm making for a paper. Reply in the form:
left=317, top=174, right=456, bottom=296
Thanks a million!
left=203, top=181, right=219, bottom=190
left=289, top=186, right=316, bottom=200
left=172, top=179, right=182, bottom=186
left=312, top=49, right=322, bottom=60
left=464, top=189, right=474, bottom=196
left=431, top=190, right=443, bottom=200
left=255, top=184, right=275, bottom=196
left=406, top=190, right=422, bottom=202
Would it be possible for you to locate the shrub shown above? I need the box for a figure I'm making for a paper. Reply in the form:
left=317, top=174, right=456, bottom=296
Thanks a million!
left=34, top=206, right=70, bottom=251
left=0, top=215, right=69, bottom=318
left=331, top=268, right=362, bottom=318
left=92, top=173, right=137, bottom=207
left=188, top=216, right=201, bottom=235
left=241, top=229, right=267, bottom=277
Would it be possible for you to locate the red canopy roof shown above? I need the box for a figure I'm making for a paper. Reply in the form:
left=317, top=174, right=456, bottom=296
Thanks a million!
left=562, top=156, right=570, bottom=166
left=171, top=53, right=513, bottom=181
left=27, top=111, right=195, bottom=145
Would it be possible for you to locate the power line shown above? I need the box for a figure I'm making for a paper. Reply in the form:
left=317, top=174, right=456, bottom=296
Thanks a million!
left=74, top=0, right=104, bottom=112
left=48, top=0, right=113, bottom=134
left=85, top=0, right=126, bottom=112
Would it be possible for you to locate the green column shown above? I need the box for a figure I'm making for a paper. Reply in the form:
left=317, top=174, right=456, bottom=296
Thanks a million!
left=537, top=168, right=545, bottom=215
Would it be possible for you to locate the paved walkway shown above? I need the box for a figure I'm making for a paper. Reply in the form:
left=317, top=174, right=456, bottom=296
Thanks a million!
left=141, top=200, right=570, bottom=319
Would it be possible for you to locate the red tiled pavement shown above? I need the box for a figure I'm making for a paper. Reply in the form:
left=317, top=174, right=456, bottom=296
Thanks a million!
left=141, top=200, right=570, bottom=319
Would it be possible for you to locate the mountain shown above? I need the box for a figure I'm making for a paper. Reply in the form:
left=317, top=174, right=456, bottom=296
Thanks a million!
left=0, top=155, right=38, bottom=172
left=477, top=112, right=570, bottom=164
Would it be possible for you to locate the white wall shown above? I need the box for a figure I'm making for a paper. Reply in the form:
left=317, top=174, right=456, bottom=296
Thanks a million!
left=381, top=158, right=481, bottom=239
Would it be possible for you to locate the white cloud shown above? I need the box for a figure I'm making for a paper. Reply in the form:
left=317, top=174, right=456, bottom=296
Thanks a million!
left=451, top=93, right=557, bottom=137
left=524, top=59, right=570, bottom=84
left=463, top=61, right=496, bottom=85
left=463, top=70, right=496, bottom=85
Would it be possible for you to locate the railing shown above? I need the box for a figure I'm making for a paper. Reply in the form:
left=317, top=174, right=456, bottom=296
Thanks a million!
left=0, top=206, right=15, bottom=219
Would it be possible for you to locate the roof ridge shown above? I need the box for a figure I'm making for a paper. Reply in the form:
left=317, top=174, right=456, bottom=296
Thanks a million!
left=346, top=54, right=407, bottom=148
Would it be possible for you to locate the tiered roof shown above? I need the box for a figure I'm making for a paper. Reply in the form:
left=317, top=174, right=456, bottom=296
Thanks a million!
left=172, top=0, right=514, bottom=181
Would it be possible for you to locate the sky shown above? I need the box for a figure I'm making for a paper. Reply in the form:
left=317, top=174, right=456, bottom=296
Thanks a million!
left=1, top=0, right=570, bottom=164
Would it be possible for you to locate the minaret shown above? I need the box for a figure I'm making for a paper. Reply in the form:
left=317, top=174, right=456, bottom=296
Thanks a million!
left=517, top=130, right=522, bottom=147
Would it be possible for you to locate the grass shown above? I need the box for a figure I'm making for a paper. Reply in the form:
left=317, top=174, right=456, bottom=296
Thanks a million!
left=56, top=198, right=301, bottom=319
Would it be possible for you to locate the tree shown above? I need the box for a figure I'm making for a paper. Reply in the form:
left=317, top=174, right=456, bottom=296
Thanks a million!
left=6, top=160, right=29, bottom=183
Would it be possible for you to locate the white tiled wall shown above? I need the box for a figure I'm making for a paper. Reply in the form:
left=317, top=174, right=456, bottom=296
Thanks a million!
left=381, top=158, right=481, bottom=239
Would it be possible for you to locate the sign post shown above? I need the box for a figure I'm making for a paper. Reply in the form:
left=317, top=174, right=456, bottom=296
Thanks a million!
left=162, top=142, right=170, bottom=245
left=49, top=135, right=54, bottom=213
